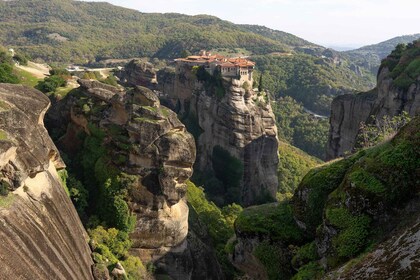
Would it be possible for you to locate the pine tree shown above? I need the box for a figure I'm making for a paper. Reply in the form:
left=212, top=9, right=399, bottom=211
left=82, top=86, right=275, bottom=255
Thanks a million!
left=258, top=73, right=263, bottom=92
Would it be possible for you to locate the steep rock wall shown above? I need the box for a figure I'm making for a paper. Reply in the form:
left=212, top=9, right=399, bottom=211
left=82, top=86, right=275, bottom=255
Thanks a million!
left=157, top=66, right=279, bottom=206
left=0, top=84, right=94, bottom=280
left=327, top=43, right=420, bottom=160
left=47, top=80, right=223, bottom=279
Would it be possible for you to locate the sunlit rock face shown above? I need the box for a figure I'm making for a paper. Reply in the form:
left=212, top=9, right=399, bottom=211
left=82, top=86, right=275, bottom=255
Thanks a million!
left=0, top=84, right=94, bottom=280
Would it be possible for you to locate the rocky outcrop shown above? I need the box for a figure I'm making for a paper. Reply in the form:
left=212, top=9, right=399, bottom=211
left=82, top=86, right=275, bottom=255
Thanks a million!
left=295, top=117, right=420, bottom=277
left=230, top=236, right=269, bottom=279
left=327, top=42, right=420, bottom=160
left=231, top=203, right=301, bottom=280
left=0, top=84, right=94, bottom=280
left=117, top=59, right=158, bottom=88
left=231, top=117, right=419, bottom=279
left=47, top=80, right=223, bottom=279
left=156, top=207, right=225, bottom=280
left=158, top=65, right=279, bottom=206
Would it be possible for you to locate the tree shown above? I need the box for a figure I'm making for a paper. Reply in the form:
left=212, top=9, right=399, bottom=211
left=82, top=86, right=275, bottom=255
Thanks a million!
left=180, top=50, right=192, bottom=58
left=357, top=112, right=411, bottom=149
left=258, top=73, right=263, bottom=92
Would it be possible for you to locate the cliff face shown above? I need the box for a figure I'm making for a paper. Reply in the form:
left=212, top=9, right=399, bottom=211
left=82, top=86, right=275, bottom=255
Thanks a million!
left=327, top=42, right=420, bottom=160
left=49, top=80, right=195, bottom=260
left=158, top=66, right=279, bottom=206
left=48, top=80, right=222, bottom=279
left=0, top=84, right=94, bottom=280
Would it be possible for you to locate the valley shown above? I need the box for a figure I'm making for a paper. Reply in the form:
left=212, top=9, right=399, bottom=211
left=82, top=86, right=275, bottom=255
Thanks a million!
left=0, top=1, right=419, bottom=280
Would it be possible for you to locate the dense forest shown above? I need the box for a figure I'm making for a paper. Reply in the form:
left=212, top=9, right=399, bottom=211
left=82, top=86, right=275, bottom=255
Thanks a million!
left=0, top=0, right=386, bottom=119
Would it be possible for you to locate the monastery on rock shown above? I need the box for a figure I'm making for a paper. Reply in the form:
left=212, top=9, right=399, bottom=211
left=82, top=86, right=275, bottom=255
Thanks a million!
left=175, top=50, right=255, bottom=85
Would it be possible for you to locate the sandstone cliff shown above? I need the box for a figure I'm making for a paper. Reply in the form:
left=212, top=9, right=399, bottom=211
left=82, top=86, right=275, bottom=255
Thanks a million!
left=47, top=79, right=222, bottom=279
left=327, top=41, right=420, bottom=159
left=157, top=65, right=279, bottom=206
left=0, top=84, right=94, bottom=280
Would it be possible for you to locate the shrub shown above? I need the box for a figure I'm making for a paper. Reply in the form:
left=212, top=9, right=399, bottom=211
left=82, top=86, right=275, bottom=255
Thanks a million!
left=13, top=53, right=28, bottom=66
left=326, top=208, right=371, bottom=258
left=187, top=181, right=241, bottom=277
left=0, top=62, right=19, bottom=83
left=36, top=75, right=67, bottom=93
left=254, top=241, right=291, bottom=280
left=349, top=168, right=385, bottom=194
left=0, top=181, right=10, bottom=196
left=235, top=202, right=304, bottom=243
left=291, top=262, right=324, bottom=280
left=292, top=241, right=318, bottom=268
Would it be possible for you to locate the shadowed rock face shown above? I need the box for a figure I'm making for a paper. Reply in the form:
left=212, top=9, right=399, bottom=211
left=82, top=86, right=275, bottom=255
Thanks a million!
left=48, top=80, right=196, bottom=263
left=0, top=84, right=94, bottom=280
left=327, top=53, right=420, bottom=160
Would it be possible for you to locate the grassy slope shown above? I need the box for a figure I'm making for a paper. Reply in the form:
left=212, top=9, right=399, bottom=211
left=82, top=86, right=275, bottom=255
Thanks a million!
left=13, top=67, right=41, bottom=87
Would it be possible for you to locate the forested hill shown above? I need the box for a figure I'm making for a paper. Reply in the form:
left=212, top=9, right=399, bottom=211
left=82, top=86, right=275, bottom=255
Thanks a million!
left=345, top=33, right=420, bottom=74
left=0, top=0, right=319, bottom=64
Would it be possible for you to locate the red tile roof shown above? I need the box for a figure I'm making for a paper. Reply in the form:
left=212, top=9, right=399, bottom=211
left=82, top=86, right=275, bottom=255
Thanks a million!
left=176, top=53, right=255, bottom=68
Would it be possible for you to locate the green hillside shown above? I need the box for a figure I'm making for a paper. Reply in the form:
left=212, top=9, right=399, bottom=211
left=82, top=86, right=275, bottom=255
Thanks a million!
left=0, top=0, right=316, bottom=64
left=0, top=0, right=378, bottom=117
left=345, top=33, right=420, bottom=74
left=255, top=54, right=375, bottom=115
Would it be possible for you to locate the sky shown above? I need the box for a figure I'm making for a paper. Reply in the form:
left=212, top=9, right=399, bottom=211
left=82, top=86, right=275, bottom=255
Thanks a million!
left=83, top=0, right=420, bottom=48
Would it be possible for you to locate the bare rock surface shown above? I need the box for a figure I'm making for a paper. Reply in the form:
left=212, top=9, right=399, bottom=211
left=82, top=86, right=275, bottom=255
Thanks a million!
left=0, top=84, right=94, bottom=280
left=158, top=65, right=279, bottom=206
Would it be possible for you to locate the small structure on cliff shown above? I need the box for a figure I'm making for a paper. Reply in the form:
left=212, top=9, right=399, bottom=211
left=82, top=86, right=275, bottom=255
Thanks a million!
left=175, top=50, right=255, bottom=85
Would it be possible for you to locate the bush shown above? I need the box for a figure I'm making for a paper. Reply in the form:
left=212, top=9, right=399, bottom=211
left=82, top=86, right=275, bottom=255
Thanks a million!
left=291, top=262, right=324, bottom=280
left=254, top=241, right=291, bottom=280
left=292, top=242, right=318, bottom=268
left=187, top=181, right=242, bottom=277
left=235, top=202, right=304, bottom=243
left=326, top=208, right=371, bottom=258
left=36, top=75, right=66, bottom=93
left=0, top=181, right=10, bottom=196
left=13, top=53, right=28, bottom=66
left=101, top=74, right=119, bottom=86
left=0, top=62, right=19, bottom=83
